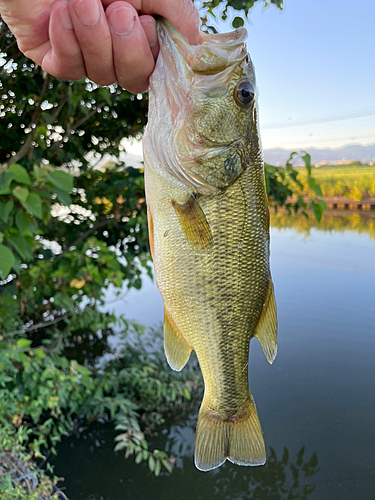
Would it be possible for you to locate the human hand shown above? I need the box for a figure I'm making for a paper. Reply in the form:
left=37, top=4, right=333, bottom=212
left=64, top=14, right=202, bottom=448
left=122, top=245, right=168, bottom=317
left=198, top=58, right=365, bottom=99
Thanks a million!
left=0, top=0, right=200, bottom=93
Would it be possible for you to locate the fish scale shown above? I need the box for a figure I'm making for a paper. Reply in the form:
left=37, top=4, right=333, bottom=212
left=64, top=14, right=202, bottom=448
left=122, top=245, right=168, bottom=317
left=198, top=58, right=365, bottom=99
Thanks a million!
left=143, top=18, right=277, bottom=471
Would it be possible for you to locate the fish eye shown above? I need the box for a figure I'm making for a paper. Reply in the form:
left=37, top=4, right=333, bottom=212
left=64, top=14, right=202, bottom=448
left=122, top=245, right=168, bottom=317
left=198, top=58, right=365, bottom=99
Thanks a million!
left=235, top=80, right=255, bottom=106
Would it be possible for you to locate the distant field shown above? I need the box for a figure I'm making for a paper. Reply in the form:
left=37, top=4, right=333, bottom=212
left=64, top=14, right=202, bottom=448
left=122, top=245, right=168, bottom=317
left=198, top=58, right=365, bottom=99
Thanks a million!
left=298, top=163, right=375, bottom=199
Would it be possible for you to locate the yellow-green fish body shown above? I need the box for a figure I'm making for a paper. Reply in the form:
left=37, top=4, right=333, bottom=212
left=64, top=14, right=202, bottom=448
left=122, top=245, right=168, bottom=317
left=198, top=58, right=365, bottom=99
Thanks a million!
left=143, top=20, right=277, bottom=471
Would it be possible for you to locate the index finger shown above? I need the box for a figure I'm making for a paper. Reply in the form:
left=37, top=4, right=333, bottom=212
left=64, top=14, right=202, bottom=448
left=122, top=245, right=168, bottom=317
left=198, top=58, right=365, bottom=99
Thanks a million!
left=101, top=0, right=200, bottom=45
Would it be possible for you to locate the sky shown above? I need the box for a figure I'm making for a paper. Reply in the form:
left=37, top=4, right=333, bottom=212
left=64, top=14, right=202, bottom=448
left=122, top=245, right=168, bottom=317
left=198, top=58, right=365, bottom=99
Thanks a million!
left=232, top=0, right=375, bottom=150
left=126, top=0, right=375, bottom=155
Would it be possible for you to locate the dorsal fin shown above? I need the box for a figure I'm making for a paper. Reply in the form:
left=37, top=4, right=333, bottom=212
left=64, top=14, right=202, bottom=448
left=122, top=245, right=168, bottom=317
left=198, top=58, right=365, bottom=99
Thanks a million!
left=254, top=279, right=277, bottom=364
left=164, top=308, right=192, bottom=371
left=172, top=195, right=212, bottom=248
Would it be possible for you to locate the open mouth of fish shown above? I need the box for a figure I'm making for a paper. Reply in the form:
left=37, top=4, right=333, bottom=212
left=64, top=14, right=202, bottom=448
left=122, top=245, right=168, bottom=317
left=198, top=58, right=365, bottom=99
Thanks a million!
left=157, top=18, right=248, bottom=76
left=154, top=19, right=249, bottom=122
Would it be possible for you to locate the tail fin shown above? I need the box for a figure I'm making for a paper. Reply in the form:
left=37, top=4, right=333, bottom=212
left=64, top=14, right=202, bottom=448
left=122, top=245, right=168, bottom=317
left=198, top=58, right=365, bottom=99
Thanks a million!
left=194, top=394, right=266, bottom=471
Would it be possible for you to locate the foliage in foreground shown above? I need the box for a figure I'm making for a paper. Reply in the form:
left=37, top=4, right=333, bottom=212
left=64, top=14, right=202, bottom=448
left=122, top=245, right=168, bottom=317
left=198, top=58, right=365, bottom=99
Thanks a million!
left=0, top=321, right=200, bottom=487
left=265, top=152, right=327, bottom=222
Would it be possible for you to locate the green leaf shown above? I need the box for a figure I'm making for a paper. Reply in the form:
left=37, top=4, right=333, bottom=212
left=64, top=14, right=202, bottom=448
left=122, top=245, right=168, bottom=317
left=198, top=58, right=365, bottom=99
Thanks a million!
left=206, top=25, right=218, bottom=34
left=12, top=187, right=29, bottom=203
left=154, top=459, right=161, bottom=476
left=148, top=455, right=155, bottom=472
left=38, top=125, right=47, bottom=137
left=81, top=375, right=95, bottom=389
left=47, top=170, right=73, bottom=193
left=0, top=171, right=15, bottom=193
left=75, top=364, right=92, bottom=376
left=15, top=211, right=32, bottom=235
left=318, top=199, right=328, bottom=210
left=232, top=16, right=245, bottom=28
left=9, top=164, right=31, bottom=185
left=8, top=233, right=33, bottom=261
left=34, top=349, right=46, bottom=358
left=135, top=453, right=143, bottom=464
left=161, top=459, right=172, bottom=473
left=302, top=152, right=312, bottom=176
left=0, top=245, right=15, bottom=279
left=12, top=255, right=22, bottom=273
left=98, top=88, right=112, bottom=105
left=313, top=184, right=323, bottom=197
left=54, top=187, right=72, bottom=206
left=311, top=201, right=323, bottom=223
left=22, top=193, right=43, bottom=219
left=307, top=178, right=316, bottom=189
left=183, top=387, right=191, bottom=401
left=17, top=338, right=32, bottom=348
left=33, top=165, right=44, bottom=181
left=0, top=200, right=14, bottom=223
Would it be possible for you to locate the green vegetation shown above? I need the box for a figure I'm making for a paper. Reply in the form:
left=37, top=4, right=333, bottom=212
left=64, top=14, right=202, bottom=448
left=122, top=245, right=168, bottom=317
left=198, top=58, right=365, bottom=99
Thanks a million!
left=0, top=321, right=200, bottom=489
left=298, top=163, right=375, bottom=200
left=1, top=448, right=62, bottom=499
left=265, top=152, right=327, bottom=221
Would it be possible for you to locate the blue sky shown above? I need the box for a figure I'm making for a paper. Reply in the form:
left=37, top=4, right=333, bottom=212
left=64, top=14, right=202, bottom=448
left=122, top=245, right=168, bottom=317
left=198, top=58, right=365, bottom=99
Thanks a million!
left=127, top=0, right=375, bottom=155
left=211, top=0, right=375, bottom=150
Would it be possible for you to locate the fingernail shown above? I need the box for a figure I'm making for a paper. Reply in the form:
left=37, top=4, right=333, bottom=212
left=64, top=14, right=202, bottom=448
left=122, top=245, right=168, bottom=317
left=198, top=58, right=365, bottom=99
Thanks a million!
left=60, top=7, right=73, bottom=30
left=108, top=6, right=136, bottom=36
left=74, top=0, right=100, bottom=26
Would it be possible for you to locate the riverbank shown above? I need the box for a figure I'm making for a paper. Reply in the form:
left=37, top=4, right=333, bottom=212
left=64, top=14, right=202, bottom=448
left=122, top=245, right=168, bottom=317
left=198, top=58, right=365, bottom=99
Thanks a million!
left=0, top=449, right=69, bottom=500
left=285, top=195, right=375, bottom=218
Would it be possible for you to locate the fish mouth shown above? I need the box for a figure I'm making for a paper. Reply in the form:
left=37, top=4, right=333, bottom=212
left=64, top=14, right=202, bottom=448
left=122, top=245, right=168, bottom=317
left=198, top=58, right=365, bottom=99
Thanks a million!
left=154, top=19, right=251, bottom=124
left=157, top=18, right=248, bottom=76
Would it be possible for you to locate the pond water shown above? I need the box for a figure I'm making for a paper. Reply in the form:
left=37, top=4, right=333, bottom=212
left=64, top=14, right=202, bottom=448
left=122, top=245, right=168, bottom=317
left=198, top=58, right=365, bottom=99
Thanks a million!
left=52, top=214, right=375, bottom=500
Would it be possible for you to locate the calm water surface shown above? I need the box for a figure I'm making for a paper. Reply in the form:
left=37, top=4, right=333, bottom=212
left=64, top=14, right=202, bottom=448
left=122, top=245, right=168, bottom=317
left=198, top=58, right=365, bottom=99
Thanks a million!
left=53, top=215, right=375, bottom=500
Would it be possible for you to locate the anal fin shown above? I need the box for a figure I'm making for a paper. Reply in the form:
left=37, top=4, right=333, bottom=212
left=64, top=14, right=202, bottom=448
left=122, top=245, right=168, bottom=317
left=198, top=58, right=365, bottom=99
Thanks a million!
left=254, top=279, right=278, bottom=364
left=172, top=195, right=212, bottom=248
left=164, top=308, right=192, bottom=371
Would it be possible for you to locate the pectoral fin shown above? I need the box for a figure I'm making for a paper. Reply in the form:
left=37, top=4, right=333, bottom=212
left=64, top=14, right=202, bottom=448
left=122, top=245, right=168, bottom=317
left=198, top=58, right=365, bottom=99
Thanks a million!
left=254, top=279, right=277, bottom=364
left=172, top=195, right=212, bottom=248
left=164, top=308, right=192, bottom=371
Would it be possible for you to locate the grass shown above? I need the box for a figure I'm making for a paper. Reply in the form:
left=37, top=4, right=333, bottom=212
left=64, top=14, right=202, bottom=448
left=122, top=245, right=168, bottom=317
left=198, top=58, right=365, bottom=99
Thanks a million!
left=298, top=163, right=375, bottom=200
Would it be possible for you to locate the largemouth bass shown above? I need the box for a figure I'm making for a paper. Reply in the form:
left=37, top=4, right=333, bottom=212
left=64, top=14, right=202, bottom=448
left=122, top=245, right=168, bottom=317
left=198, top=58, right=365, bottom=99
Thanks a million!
left=143, top=19, right=277, bottom=472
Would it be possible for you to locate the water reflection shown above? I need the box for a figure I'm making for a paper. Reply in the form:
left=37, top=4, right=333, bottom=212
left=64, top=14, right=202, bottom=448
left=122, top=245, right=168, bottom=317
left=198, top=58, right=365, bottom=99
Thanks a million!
left=270, top=212, right=375, bottom=240
left=209, top=447, right=318, bottom=500
left=52, top=420, right=319, bottom=500
left=52, top=214, right=375, bottom=500
left=161, top=414, right=319, bottom=500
